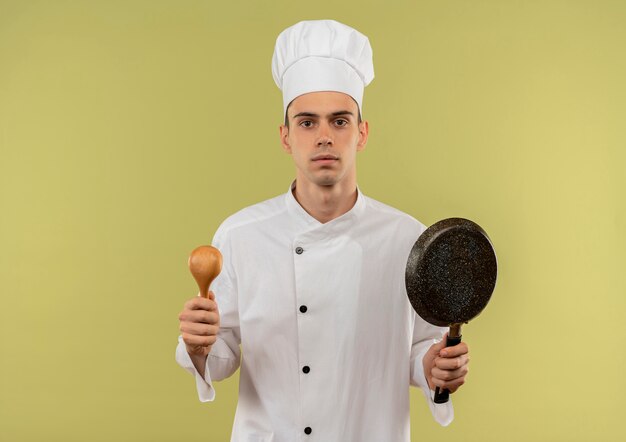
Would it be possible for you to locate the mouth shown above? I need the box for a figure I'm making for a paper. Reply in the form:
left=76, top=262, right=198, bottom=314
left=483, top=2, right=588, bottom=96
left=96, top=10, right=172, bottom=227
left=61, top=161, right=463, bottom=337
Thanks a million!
left=311, top=154, right=339, bottom=162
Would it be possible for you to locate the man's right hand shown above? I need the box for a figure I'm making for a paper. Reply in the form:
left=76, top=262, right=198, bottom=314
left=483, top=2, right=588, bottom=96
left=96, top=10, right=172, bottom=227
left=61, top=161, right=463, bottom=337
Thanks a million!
left=178, top=291, right=220, bottom=358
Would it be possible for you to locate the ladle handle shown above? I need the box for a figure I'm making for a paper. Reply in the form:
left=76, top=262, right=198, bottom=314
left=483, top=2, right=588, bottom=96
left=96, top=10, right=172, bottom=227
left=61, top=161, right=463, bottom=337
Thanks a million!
left=433, top=332, right=463, bottom=404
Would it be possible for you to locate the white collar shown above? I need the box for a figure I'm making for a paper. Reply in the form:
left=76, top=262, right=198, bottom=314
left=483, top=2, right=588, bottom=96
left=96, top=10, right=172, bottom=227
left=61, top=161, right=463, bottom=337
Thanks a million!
left=284, top=180, right=367, bottom=236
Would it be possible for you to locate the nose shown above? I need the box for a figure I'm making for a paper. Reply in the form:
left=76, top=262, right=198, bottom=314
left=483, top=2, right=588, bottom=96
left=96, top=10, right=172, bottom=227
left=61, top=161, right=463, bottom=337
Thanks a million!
left=316, top=122, right=333, bottom=147
left=317, top=136, right=332, bottom=147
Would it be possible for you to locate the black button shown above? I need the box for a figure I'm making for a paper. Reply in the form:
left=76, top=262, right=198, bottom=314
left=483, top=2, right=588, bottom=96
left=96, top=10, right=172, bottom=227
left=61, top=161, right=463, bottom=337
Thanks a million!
left=299, top=305, right=307, bottom=313
left=295, top=246, right=304, bottom=254
left=304, top=427, right=312, bottom=435
left=302, top=365, right=310, bottom=374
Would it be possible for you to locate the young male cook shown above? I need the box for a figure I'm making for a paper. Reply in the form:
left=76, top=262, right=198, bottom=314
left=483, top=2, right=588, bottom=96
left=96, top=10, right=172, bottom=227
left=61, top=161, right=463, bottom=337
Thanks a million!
left=176, top=19, right=470, bottom=441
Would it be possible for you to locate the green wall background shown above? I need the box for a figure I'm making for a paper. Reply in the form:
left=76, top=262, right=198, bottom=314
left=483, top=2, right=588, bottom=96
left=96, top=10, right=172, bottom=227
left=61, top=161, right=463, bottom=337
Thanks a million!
left=1, top=1, right=624, bottom=441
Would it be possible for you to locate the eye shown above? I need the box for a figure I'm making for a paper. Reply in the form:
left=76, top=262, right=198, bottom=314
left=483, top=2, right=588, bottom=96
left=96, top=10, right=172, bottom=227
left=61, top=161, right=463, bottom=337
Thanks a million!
left=299, top=120, right=314, bottom=128
left=334, top=119, right=348, bottom=127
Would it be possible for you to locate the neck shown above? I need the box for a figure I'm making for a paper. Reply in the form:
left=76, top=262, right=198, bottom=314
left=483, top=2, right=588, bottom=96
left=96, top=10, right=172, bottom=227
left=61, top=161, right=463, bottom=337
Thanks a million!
left=292, top=177, right=358, bottom=224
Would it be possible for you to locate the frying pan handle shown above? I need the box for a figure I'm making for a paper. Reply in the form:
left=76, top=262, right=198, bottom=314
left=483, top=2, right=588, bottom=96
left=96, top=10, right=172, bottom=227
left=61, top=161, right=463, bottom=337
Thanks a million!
left=433, top=334, right=463, bottom=404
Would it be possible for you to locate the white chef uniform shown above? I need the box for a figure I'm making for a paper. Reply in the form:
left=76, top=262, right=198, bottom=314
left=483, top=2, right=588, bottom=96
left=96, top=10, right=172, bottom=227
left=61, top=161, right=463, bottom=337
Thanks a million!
left=176, top=182, right=454, bottom=441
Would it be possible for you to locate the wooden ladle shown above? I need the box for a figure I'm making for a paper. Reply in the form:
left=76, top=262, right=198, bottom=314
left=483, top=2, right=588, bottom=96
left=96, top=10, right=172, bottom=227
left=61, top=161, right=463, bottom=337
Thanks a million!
left=188, top=245, right=223, bottom=298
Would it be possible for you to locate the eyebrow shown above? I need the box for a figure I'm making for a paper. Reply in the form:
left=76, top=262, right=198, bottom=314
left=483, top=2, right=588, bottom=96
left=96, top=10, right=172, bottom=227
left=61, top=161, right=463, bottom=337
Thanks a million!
left=292, top=110, right=355, bottom=119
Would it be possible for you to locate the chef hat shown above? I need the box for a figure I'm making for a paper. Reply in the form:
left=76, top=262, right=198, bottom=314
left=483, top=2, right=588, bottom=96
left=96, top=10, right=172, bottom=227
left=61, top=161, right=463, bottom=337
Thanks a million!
left=271, top=19, right=375, bottom=119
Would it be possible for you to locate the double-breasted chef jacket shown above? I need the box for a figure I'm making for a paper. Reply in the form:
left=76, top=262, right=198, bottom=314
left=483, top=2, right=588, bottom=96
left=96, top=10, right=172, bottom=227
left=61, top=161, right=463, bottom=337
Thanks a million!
left=176, top=181, right=454, bottom=441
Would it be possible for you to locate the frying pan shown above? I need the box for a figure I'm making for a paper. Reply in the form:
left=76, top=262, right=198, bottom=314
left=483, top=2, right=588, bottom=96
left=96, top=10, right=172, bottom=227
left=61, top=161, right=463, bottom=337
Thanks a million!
left=405, top=217, right=497, bottom=404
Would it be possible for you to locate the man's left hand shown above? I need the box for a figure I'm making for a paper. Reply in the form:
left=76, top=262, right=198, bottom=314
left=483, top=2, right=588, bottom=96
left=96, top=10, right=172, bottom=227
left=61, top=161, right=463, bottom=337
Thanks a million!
left=422, top=334, right=470, bottom=394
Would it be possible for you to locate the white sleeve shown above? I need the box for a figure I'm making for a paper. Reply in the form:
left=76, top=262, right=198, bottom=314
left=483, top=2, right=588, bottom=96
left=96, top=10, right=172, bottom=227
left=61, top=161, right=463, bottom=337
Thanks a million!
left=409, top=312, right=454, bottom=426
left=175, top=224, right=241, bottom=402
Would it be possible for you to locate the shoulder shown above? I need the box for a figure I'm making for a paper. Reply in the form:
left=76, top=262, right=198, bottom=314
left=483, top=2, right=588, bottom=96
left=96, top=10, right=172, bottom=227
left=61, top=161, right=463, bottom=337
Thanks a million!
left=362, top=194, right=427, bottom=238
left=358, top=195, right=429, bottom=263
left=364, top=196, right=426, bottom=244
left=212, top=193, right=287, bottom=245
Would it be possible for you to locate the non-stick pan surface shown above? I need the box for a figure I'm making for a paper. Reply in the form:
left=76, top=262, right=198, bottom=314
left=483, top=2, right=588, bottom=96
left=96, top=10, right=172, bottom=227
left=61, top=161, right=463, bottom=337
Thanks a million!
left=406, top=217, right=497, bottom=326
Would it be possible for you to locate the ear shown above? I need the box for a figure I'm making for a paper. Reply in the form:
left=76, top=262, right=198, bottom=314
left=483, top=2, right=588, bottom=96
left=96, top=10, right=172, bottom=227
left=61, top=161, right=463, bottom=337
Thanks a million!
left=356, top=120, right=369, bottom=152
left=279, top=124, right=292, bottom=154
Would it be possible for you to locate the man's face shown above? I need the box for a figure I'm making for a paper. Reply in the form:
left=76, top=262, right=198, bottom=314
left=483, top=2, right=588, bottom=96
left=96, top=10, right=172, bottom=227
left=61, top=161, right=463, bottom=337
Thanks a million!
left=279, top=91, right=369, bottom=188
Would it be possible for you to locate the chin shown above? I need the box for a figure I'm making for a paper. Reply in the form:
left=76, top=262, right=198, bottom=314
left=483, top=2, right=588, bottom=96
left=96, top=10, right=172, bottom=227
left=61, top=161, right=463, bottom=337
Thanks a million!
left=310, top=173, right=341, bottom=186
